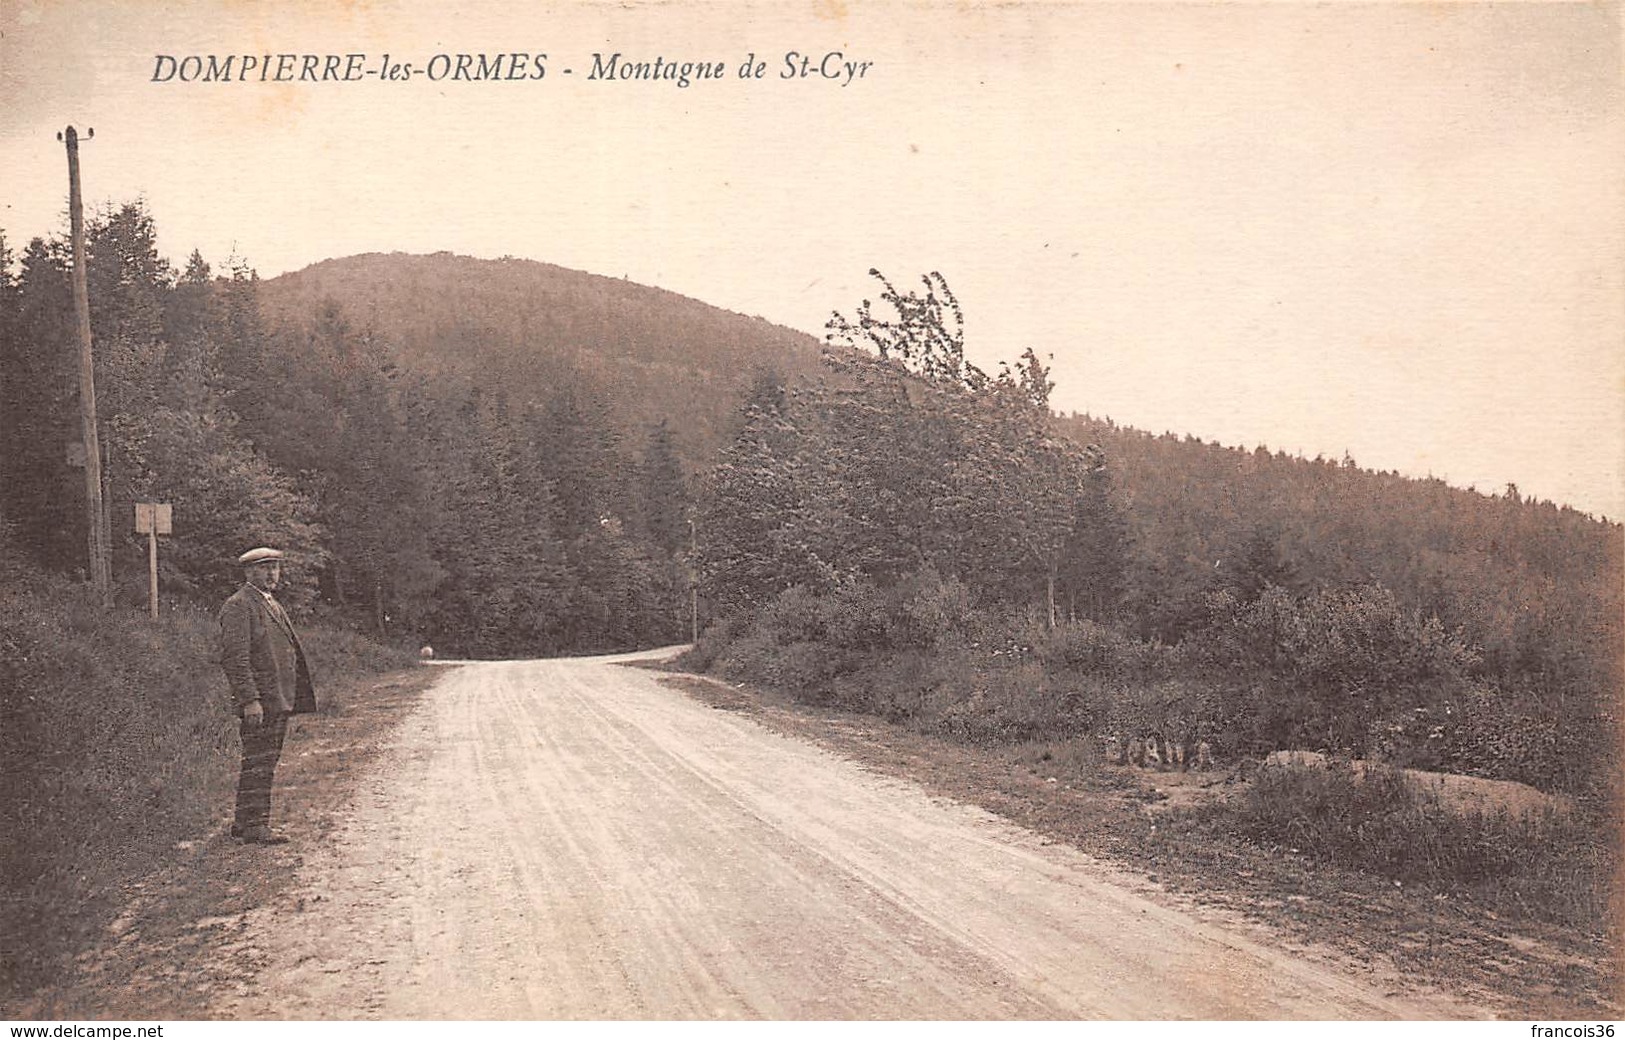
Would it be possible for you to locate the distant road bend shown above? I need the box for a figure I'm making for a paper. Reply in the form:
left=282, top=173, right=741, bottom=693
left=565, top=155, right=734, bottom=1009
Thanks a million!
left=216, top=649, right=1476, bottom=1019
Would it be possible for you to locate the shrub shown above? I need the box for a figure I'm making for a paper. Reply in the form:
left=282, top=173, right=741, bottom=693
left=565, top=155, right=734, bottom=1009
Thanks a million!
left=886, top=566, right=975, bottom=650
left=812, top=577, right=889, bottom=652
left=679, top=615, right=743, bottom=673
left=1097, top=677, right=1223, bottom=747
left=1036, top=618, right=1176, bottom=682
left=925, top=661, right=1097, bottom=746
left=712, top=628, right=782, bottom=687
left=1361, top=678, right=1621, bottom=806
left=773, top=640, right=845, bottom=694
left=839, top=648, right=939, bottom=721
left=1194, top=583, right=1479, bottom=755
left=757, top=585, right=827, bottom=646
left=1207, top=762, right=1615, bottom=928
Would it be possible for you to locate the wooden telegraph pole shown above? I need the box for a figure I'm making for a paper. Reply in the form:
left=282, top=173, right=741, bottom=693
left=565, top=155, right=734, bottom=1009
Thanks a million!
left=60, top=125, right=111, bottom=607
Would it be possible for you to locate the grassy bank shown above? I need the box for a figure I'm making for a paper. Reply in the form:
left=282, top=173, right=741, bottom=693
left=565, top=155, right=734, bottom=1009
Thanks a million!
left=0, top=562, right=417, bottom=998
left=1185, top=761, right=1614, bottom=932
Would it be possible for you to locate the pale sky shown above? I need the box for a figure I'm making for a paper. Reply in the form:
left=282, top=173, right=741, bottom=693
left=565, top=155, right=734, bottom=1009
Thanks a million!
left=2, top=0, right=1621, bottom=519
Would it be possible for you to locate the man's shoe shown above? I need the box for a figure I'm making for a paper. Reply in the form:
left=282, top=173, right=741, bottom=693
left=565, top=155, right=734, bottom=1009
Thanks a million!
left=230, top=824, right=243, bottom=838
left=238, top=827, right=290, bottom=845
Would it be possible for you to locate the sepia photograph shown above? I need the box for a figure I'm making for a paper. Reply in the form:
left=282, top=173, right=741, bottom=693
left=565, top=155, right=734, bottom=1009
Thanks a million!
left=1, top=0, right=1621, bottom=1023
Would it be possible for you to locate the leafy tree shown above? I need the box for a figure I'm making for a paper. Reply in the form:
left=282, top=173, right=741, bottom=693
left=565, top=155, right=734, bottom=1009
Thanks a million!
left=78, top=222, right=329, bottom=605
left=705, top=271, right=1100, bottom=626
left=948, top=395, right=1087, bottom=624
left=115, top=395, right=329, bottom=606
left=825, top=269, right=986, bottom=390
left=698, top=380, right=829, bottom=615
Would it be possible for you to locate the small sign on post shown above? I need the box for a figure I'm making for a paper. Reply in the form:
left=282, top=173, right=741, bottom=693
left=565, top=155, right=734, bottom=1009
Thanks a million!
left=134, top=503, right=172, bottom=535
left=134, top=503, right=173, bottom=619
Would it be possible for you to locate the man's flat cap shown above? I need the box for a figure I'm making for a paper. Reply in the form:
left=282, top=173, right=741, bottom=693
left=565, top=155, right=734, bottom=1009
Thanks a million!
left=237, top=547, right=285, bottom=566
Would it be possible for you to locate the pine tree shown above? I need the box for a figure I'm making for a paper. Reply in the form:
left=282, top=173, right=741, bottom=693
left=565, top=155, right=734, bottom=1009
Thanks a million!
left=244, top=302, right=442, bottom=628
left=2, top=238, right=80, bottom=570
left=698, top=379, right=829, bottom=614
left=213, top=257, right=270, bottom=429
left=639, top=420, right=690, bottom=557
left=420, top=389, right=568, bottom=656
left=1229, top=523, right=1304, bottom=602
left=1059, top=445, right=1130, bottom=622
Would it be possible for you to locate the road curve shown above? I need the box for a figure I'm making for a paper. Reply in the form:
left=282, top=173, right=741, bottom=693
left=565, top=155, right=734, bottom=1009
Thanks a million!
left=214, top=652, right=1476, bottom=1020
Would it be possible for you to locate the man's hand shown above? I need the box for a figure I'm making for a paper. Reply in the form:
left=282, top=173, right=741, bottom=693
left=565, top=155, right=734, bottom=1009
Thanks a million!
left=242, top=701, right=264, bottom=726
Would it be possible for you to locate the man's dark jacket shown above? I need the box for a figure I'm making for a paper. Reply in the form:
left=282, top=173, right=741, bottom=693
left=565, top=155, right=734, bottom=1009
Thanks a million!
left=219, top=584, right=316, bottom=716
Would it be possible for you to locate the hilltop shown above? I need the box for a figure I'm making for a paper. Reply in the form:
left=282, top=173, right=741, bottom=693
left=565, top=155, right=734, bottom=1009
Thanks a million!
left=259, top=252, right=829, bottom=464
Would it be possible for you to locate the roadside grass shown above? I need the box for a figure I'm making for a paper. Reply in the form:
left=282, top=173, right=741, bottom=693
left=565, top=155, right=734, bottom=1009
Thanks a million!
left=662, top=671, right=1622, bottom=1018
left=0, top=565, right=418, bottom=1004
left=1193, top=761, right=1616, bottom=932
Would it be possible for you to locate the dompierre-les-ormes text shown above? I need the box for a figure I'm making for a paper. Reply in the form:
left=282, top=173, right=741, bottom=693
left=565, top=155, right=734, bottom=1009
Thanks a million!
left=149, top=51, right=874, bottom=87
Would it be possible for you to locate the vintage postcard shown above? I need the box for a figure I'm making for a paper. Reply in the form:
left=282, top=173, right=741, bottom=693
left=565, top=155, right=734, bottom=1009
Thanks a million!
left=2, top=0, right=1620, bottom=1024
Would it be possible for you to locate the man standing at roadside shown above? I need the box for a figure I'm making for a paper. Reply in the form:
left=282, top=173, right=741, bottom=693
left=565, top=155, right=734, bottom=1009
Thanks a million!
left=219, top=547, right=316, bottom=844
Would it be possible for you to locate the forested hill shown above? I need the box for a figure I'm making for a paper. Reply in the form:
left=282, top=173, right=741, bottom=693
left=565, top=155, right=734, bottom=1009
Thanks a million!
left=258, top=252, right=827, bottom=465
left=3, top=207, right=1619, bottom=691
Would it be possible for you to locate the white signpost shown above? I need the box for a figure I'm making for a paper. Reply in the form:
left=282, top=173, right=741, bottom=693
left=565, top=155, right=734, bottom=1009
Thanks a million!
left=134, top=503, right=172, bottom=620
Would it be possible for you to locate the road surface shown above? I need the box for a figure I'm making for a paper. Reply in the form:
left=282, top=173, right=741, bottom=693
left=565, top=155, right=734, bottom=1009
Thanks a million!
left=210, top=650, right=1475, bottom=1019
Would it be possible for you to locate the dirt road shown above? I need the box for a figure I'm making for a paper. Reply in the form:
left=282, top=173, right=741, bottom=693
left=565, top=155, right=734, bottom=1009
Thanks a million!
left=203, top=651, right=1476, bottom=1019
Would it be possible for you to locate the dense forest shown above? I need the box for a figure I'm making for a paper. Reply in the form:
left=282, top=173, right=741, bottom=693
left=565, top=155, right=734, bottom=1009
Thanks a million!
left=2, top=208, right=1618, bottom=800
left=256, top=251, right=830, bottom=470
left=0, top=205, right=705, bottom=656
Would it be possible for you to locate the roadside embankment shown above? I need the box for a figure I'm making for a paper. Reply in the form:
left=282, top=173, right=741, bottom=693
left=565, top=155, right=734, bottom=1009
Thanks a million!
left=0, top=562, right=421, bottom=1007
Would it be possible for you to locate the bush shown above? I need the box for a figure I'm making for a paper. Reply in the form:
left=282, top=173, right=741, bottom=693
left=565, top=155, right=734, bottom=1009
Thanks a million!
left=1096, top=677, right=1223, bottom=748
left=679, top=615, right=743, bottom=673
left=885, top=566, right=975, bottom=650
left=712, top=628, right=781, bottom=687
left=833, top=649, right=939, bottom=721
left=926, top=661, right=1098, bottom=746
left=1036, top=618, right=1177, bottom=682
left=773, top=640, right=845, bottom=694
left=757, top=585, right=827, bottom=646
left=1208, top=762, right=1614, bottom=928
left=1193, top=583, right=1479, bottom=755
left=812, top=578, right=889, bottom=652
left=1366, top=682, right=1620, bottom=802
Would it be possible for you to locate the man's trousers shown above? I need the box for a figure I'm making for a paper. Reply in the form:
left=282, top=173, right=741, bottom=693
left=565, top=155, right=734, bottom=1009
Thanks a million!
left=234, top=713, right=289, bottom=832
